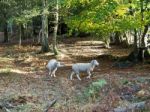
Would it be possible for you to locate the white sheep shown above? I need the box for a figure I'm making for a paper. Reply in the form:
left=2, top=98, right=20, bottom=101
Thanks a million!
left=46, top=59, right=64, bottom=77
left=70, top=60, right=99, bottom=80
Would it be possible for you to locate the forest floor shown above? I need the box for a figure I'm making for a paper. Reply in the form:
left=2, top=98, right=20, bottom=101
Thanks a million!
left=0, top=37, right=150, bottom=112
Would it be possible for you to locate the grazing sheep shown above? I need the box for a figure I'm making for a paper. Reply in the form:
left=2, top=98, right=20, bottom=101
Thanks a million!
left=70, top=60, right=99, bottom=80
left=46, top=59, right=64, bottom=77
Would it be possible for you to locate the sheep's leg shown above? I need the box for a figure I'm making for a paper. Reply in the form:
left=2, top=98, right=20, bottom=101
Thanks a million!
left=76, top=74, right=81, bottom=81
left=87, top=71, right=92, bottom=79
left=47, top=69, right=51, bottom=78
left=50, top=71, right=53, bottom=77
left=70, top=71, right=75, bottom=80
left=49, top=71, right=51, bottom=76
left=51, top=68, right=57, bottom=77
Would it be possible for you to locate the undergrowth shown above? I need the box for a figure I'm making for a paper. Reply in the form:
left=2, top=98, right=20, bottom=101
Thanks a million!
left=76, top=79, right=107, bottom=103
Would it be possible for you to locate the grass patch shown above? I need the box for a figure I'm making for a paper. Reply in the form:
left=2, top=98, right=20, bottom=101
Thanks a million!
left=76, top=79, right=107, bottom=103
left=0, top=68, right=11, bottom=73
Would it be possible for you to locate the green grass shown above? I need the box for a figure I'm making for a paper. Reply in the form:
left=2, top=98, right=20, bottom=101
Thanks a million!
left=76, top=79, right=107, bottom=103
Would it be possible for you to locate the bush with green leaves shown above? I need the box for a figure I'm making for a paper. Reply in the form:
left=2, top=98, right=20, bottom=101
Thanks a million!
left=77, top=79, right=107, bottom=103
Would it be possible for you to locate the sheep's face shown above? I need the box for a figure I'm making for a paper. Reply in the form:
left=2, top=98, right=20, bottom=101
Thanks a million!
left=91, top=60, right=99, bottom=66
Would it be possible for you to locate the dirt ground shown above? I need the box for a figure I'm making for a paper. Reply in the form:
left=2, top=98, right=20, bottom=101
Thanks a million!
left=0, top=37, right=150, bottom=112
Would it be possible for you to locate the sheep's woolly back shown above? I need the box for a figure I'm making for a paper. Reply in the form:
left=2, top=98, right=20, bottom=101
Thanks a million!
left=72, top=60, right=99, bottom=73
left=46, top=59, right=58, bottom=70
left=72, top=63, right=91, bottom=72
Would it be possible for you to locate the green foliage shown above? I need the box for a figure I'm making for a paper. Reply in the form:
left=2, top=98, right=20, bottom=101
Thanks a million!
left=64, top=0, right=118, bottom=36
left=77, top=79, right=107, bottom=103
left=63, top=0, right=150, bottom=44
left=86, top=79, right=107, bottom=96
left=14, top=7, right=41, bottom=25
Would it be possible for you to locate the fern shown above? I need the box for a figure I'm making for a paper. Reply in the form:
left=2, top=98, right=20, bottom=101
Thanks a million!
left=77, top=79, right=107, bottom=103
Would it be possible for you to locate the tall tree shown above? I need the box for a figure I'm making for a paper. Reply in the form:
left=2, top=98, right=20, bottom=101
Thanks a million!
left=52, top=0, right=59, bottom=55
left=41, top=0, right=50, bottom=52
left=0, top=0, right=15, bottom=42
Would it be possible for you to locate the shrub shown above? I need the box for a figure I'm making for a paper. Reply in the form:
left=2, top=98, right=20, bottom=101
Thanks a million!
left=77, top=79, right=107, bottom=103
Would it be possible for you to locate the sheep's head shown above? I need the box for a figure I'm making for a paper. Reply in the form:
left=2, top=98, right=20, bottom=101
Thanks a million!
left=91, top=60, right=99, bottom=66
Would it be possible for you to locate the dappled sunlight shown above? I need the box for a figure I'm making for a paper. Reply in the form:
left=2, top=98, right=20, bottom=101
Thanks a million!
left=57, top=39, right=109, bottom=60
left=75, top=40, right=105, bottom=45
left=0, top=0, right=150, bottom=111
left=0, top=40, right=149, bottom=112
left=109, top=46, right=132, bottom=57
left=0, top=68, right=35, bottom=74
left=0, top=57, right=14, bottom=61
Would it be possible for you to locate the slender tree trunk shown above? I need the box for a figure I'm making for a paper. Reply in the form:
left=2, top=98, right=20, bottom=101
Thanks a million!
left=19, top=25, right=22, bottom=46
left=41, top=0, right=50, bottom=52
left=131, top=29, right=139, bottom=62
left=31, top=20, right=35, bottom=42
left=124, top=33, right=129, bottom=45
left=105, top=39, right=110, bottom=48
left=38, top=29, right=42, bottom=44
left=141, top=25, right=148, bottom=48
left=9, top=22, right=13, bottom=36
left=114, top=31, right=122, bottom=45
left=52, top=0, right=59, bottom=55
left=140, top=25, right=149, bottom=61
left=21, top=24, right=25, bottom=40
left=139, top=0, right=148, bottom=61
left=134, top=29, right=138, bottom=49
left=3, top=21, right=8, bottom=43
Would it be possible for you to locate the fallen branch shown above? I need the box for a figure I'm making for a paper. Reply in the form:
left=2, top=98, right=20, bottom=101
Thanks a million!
left=44, top=99, right=57, bottom=112
left=112, top=101, right=146, bottom=112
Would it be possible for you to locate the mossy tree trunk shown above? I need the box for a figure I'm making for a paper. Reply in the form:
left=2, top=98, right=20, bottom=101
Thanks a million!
left=41, top=0, right=50, bottom=53
left=52, top=0, right=59, bottom=55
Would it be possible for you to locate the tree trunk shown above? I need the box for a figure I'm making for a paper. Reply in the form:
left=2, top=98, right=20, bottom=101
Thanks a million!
left=41, top=0, right=50, bottom=53
left=134, top=29, right=138, bottom=49
left=3, top=21, right=8, bottom=43
left=134, top=30, right=140, bottom=60
left=128, top=26, right=149, bottom=63
left=140, top=25, right=149, bottom=61
left=19, top=25, right=22, bottom=46
left=114, top=31, right=122, bottom=45
left=138, top=0, right=148, bottom=61
left=9, top=22, right=13, bottom=36
left=38, top=29, right=42, bottom=44
left=126, top=0, right=149, bottom=62
left=21, top=24, right=26, bottom=40
left=52, top=0, right=59, bottom=55
left=31, top=20, right=35, bottom=42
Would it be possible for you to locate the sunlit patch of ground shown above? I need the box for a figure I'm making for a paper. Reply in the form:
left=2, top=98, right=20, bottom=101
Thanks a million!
left=0, top=37, right=149, bottom=112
